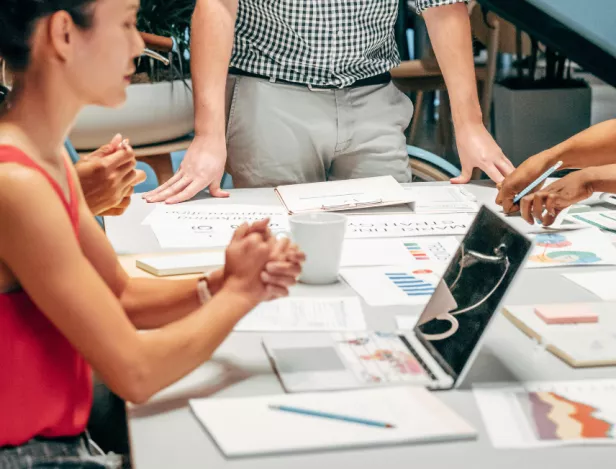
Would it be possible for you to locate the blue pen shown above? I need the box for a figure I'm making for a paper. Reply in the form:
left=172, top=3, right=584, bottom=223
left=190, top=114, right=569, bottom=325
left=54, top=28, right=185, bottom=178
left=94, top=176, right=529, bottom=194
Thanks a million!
left=513, top=161, right=563, bottom=204
left=269, top=404, right=395, bottom=429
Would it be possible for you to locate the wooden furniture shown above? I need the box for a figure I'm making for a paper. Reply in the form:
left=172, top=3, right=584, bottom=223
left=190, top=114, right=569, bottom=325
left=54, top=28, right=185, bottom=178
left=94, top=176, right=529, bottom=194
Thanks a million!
left=78, top=134, right=193, bottom=185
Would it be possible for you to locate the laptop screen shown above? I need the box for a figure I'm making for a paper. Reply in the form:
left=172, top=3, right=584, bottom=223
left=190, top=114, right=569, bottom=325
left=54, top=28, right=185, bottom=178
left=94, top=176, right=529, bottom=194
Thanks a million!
left=414, top=206, right=532, bottom=378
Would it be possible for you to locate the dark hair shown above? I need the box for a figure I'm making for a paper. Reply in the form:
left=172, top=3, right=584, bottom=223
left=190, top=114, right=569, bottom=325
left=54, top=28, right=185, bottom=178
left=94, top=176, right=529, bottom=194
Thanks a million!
left=0, top=0, right=97, bottom=72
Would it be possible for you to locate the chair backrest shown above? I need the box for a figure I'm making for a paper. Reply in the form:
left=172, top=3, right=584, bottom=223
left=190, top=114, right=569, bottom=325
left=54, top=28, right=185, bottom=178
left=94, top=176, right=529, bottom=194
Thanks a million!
left=470, top=1, right=532, bottom=55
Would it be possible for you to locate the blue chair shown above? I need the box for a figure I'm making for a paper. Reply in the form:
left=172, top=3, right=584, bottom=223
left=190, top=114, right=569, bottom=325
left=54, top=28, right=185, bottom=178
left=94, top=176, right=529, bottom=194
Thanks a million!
left=407, top=145, right=460, bottom=181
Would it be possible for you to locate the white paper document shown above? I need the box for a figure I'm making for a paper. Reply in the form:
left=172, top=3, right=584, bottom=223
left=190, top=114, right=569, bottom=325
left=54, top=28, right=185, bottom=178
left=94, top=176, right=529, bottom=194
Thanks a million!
left=150, top=216, right=289, bottom=249
left=474, top=380, right=616, bottom=448
left=405, top=186, right=479, bottom=214
left=142, top=204, right=287, bottom=226
left=526, top=228, right=616, bottom=269
left=340, top=265, right=443, bottom=306
left=567, top=210, right=616, bottom=233
left=345, top=213, right=472, bottom=239
left=340, top=237, right=459, bottom=267
left=234, top=297, right=366, bottom=332
left=562, top=271, right=616, bottom=300
left=190, top=386, right=476, bottom=457
left=275, top=176, right=414, bottom=214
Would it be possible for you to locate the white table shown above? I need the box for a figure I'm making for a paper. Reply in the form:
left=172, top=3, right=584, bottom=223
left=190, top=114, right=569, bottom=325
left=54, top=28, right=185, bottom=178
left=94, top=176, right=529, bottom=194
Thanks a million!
left=105, top=182, right=616, bottom=468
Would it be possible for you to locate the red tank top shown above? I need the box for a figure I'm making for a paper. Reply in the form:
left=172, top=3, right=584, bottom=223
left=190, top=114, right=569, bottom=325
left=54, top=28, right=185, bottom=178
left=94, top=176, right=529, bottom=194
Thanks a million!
left=0, top=146, right=92, bottom=447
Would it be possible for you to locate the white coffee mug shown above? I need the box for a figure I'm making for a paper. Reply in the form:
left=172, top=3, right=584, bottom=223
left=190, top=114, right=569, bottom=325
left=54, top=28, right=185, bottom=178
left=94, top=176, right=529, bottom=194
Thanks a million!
left=289, top=212, right=347, bottom=285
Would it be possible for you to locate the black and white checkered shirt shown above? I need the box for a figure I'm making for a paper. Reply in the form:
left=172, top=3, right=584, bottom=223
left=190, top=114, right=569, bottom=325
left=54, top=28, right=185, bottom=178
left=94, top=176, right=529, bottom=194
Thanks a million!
left=230, top=0, right=466, bottom=87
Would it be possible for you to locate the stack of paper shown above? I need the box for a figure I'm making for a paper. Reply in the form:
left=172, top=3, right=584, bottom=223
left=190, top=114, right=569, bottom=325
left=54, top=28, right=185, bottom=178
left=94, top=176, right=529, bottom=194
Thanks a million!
left=190, top=386, right=476, bottom=457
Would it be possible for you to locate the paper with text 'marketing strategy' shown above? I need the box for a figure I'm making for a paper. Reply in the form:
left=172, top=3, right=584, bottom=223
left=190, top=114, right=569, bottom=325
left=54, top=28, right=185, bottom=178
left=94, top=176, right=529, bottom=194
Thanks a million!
left=344, top=214, right=473, bottom=239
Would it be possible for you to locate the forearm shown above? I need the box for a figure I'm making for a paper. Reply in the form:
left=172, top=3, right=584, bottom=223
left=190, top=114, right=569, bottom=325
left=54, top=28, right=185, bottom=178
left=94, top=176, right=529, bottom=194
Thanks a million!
left=109, top=287, right=256, bottom=403
left=191, top=0, right=238, bottom=137
left=582, top=164, right=616, bottom=194
left=423, top=3, right=483, bottom=128
left=535, top=119, right=616, bottom=170
left=121, top=269, right=226, bottom=329
left=120, top=277, right=200, bottom=329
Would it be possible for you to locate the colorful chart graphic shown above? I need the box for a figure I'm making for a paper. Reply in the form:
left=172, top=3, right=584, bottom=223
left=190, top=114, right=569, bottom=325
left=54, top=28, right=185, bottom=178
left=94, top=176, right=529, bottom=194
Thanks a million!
left=516, top=391, right=615, bottom=441
left=334, top=332, right=427, bottom=384
left=534, top=233, right=572, bottom=248
left=404, top=240, right=452, bottom=262
left=386, top=271, right=436, bottom=297
left=530, top=233, right=602, bottom=265
left=359, top=349, right=424, bottom=375
left=405, top=242, right=430, bottom=261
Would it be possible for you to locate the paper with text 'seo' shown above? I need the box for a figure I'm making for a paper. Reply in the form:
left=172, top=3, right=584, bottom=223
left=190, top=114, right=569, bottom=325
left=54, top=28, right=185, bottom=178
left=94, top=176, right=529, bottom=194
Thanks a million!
left=274, top=176, right=415, bottom=214
left=344, top=213, right=473, bottom=239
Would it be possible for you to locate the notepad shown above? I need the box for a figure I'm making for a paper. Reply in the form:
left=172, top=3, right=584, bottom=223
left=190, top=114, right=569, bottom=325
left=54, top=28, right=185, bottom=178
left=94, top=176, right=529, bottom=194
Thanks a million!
left=503, top=304, right=616, bottom=367
left=136, top=252, right=225, bottom=276
left=534, top=304, right=598, bottom=324
left=275, top=176, right=415, bottom=214
left=189, top=387, right=476, bottom=457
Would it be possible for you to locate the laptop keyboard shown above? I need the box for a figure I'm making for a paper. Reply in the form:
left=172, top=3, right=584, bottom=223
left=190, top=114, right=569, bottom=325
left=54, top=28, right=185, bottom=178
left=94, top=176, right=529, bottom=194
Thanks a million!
left=332, top=332, right=434, bottom=385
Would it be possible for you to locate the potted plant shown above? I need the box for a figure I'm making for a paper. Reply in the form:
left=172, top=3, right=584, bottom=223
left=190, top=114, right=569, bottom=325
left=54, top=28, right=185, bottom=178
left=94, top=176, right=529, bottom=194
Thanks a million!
left=493, top=32, right=591, bottom=166
left=69, top=0, right=196, bottom=150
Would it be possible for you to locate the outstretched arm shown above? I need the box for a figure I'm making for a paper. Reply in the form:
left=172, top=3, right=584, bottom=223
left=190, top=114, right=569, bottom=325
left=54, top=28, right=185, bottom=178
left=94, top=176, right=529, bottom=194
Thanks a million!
left=422, top=1, right=514, bottom=183
left=143, top=0, right=239, bottom=204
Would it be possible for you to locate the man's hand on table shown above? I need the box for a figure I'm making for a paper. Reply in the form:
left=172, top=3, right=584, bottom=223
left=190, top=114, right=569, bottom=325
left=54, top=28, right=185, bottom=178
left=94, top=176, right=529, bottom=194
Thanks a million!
left=75, top=134, right=147, bottom=216
left=451, top=124, right=515, bottom=185
left=142, top=135, right=229, bottom=204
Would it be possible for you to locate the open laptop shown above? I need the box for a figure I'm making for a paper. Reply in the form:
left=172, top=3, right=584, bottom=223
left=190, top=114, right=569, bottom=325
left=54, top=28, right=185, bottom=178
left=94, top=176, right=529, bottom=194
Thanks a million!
left=263, top=206, right=532, bottom=392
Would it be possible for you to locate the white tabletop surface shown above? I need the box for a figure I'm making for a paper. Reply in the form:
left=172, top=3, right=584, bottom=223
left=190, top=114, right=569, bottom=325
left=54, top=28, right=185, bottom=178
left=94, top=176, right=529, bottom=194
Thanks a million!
left=105, top=182, right=616, bottom=468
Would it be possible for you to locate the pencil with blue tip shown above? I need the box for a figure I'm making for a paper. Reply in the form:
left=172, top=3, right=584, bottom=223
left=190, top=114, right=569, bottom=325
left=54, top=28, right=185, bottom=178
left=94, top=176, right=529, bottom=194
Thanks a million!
left=269, top=404, right=395, bottom=428
left=513, top=161, right=563, bottom=204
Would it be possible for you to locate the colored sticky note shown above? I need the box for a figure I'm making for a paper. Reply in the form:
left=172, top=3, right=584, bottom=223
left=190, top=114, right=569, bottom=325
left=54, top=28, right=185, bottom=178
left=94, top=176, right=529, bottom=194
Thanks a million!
left=534, top=304, right=599, bottom=325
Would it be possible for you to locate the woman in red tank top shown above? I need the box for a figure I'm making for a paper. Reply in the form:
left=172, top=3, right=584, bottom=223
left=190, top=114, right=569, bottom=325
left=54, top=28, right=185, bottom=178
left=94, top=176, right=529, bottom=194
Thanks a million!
left=0, top=1, right=304, bottom=467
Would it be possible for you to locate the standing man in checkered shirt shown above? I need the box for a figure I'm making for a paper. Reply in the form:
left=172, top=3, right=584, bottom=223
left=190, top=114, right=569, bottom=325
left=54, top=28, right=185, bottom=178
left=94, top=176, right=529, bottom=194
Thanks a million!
left=145, top=0, right=515, bottom=204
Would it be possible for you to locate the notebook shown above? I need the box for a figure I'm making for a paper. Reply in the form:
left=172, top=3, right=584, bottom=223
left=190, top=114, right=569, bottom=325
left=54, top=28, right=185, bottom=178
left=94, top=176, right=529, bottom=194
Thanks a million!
left=274, top=176, right=415, bottom=214
left=503, top=304, right=616, bottom=367
left=136, top=251, right=225, bottom=276
left=189, top=386, right=476, bottom=457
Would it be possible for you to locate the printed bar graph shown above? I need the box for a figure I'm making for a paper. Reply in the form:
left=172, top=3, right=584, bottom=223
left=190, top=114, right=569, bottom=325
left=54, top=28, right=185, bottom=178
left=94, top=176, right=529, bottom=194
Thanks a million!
left=404, top=243, right=430, bottom=261
left=386, top=272, right=436, bottom=297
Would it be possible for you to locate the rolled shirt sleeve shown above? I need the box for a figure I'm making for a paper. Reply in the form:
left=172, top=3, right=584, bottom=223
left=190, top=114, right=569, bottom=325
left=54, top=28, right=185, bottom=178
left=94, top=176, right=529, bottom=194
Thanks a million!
left=415, top=0, right=469, bottom=14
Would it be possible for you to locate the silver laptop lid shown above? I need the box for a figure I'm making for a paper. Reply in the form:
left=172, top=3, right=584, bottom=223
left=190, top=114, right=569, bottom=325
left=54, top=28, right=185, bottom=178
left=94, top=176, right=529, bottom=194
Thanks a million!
left=413, top=205, right=532, bottom=382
